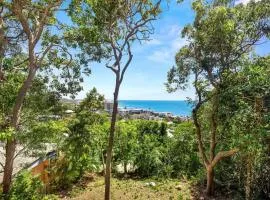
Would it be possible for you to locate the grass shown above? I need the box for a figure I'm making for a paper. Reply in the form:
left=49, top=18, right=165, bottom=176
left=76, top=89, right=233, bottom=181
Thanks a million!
left=62, top=175, right=194, bottom=200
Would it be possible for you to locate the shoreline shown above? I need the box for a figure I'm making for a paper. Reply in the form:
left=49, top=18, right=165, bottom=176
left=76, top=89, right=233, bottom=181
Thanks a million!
left=118, top=100, right=192, bottom=117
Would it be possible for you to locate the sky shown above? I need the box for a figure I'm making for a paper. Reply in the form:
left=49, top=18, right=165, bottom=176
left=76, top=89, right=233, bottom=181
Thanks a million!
left=75, top=0, right=196, bottom=100
left=72, top=0, right=269, bottom=101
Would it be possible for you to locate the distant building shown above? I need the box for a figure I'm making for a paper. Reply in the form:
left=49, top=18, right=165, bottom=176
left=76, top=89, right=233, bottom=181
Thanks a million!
left=38, top=115, right=61, bottom=121
left=65, top=110, right=74, bottom=114
left=158, top=112, right=173, bottom=117
left=104, top=100, right=114, bottom=113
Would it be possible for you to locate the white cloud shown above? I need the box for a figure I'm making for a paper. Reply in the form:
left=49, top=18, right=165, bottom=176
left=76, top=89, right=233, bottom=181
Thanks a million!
left=171, top=37, right=187, bottom=53
left=144, top=38, right=162, bottom=45
left=163, top=24, right=182, bottom=38
left=235, top=0, right=260, bottom=5
left=147, top=32, right=187, bottom=64
left=147, top=48, right=171, bottom=63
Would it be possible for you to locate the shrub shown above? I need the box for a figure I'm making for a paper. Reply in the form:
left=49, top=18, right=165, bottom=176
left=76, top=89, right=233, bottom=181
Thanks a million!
left=9, top=170, right=44, bottom=200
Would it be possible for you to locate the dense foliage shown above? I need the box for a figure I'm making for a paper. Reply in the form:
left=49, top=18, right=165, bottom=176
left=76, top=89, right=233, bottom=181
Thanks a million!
left=9, top=171, right=44, bottom=200
left=166, top=0, right=270, bottom=198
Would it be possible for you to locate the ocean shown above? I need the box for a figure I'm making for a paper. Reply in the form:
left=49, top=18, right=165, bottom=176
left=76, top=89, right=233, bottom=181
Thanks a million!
left=118, top=100, right=193, bottom=116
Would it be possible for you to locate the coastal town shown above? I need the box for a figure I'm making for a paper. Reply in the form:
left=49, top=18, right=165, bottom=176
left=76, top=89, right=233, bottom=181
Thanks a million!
left=62, top=98, right=191, bottom=122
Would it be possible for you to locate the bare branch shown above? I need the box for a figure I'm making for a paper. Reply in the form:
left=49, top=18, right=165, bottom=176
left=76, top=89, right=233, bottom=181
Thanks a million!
left=13, top=146, right=28, bottom=161
left=211, top=148, right=239, bottom=168
left=36, top=43, right=54, bottom=67
left=106, top=64, right=118, bottom=74
left=120, top=41, right=133, bottom=84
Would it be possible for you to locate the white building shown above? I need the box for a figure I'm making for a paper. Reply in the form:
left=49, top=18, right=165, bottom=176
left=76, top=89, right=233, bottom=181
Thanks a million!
left=104, top=100, right=114, bottom=113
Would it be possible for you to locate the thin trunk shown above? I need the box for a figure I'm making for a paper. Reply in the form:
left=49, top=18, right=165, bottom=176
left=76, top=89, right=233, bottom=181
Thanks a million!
left=210, top=97, right=218, bottom=162
left=245, top=155, right=252, bottom=200
left=206, top=166, right=215, bottom=196
left=192, top=109, right=209, bottom=166
left=2, top=67, right=36, bottom=196
left=2, top=140, right=16, bottom=197
left=124, top=162, right=127, bottom=175
left=207, top=98, right=218, bottom=196
left=101, top=147, right=105, bottom=175
left=104, top=81, right=120, bottom=200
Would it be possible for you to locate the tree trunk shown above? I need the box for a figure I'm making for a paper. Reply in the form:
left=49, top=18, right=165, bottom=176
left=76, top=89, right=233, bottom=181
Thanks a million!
left=2, top=140, right=16, bottom=196
left=206, top=166, right=215, bottom=196
left=124, top=162, right=127, bottom=175
left=245, top=155, right=252, bottom=200
left=2, top=67, right=36, bottom=197
left=101, top=148, right=106, bottom=175
left=104, top=81, right=120, bottom=200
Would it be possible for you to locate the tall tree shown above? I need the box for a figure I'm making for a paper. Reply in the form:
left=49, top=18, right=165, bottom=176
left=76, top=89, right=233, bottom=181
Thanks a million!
left=166, top=0, right=269, bottom=196
left=68, top=0, right=162, bottom=199
left=0, top=0, right=93, bottom=196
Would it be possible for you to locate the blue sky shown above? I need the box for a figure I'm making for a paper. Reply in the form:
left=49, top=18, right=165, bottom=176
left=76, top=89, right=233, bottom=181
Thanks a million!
left=74, top=0, right=196, bottom=100
left=74, top=0, right=269, bottom=100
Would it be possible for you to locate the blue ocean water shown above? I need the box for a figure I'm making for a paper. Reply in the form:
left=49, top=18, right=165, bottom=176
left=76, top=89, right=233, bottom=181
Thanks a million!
left=118, top=100, right=193, bottom=116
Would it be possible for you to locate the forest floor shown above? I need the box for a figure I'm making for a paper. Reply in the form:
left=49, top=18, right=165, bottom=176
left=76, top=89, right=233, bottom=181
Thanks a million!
left=59, top=173, right=195, bottom=200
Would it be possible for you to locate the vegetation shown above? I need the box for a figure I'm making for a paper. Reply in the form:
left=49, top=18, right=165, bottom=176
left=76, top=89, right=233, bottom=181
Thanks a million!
left=167, top=0, right=270, bottom=198
left=0, top=0, right=269, bottom=200
left=68, top=1, right=162, bottom=198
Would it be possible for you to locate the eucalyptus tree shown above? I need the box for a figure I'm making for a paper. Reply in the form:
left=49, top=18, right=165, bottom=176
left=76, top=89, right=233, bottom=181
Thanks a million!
left=0, top=0, right=93, bottom=195
left=166, top=0, right=270, bottom=195
left=68, top=0, right=162, bottom=199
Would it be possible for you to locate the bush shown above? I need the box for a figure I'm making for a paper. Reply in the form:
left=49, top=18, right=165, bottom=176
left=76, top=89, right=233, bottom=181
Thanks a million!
left=9, top=170, right=44, bottom=200
left=50, top=111, right=109, bottom=190
left=168, top=122, right=201, bottom=177
left=113, top=120, right=200, bottom=178
left=134, top=134, right=164, bottom=177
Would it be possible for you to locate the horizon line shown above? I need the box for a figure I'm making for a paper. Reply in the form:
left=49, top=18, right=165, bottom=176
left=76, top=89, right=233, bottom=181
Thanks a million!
left=118, top=99, right=190, bottom=101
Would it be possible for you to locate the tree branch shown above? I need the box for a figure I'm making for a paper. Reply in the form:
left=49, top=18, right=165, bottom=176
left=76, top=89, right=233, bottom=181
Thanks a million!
left=12, top=0, right=33, bottom=42
left=211, top=148, right=239, bottom=168
left=36, top=43, right=54, bottom=67
left=33, top=0, right=62, bottom=46
left=193, top=69, right=210, bottom=166
left=120, top=41, right=133, bottom=84
left=210, top=93, right=218, bottom=161
left=106, top=64, right=118, bottom=74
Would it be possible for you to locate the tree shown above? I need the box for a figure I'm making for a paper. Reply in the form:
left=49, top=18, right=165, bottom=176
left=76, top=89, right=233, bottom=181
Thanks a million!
left=69, top=0, right=162, bottom=199
left=0, top=0, right=94, bottom=195
left=77, top=87, right=104, bottom=112
left=216, top=56, right=270, bottom=199
left=54, top=89, right=108, bottom=188
left=169, top=122, right=201, bottom=177
left=166, top=0, right=269, bottom=196
left=114, top=120, right=138, bottom=175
